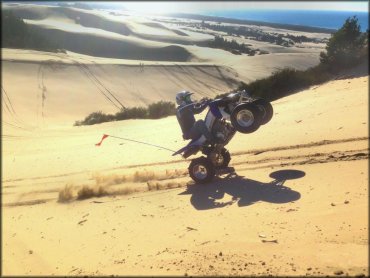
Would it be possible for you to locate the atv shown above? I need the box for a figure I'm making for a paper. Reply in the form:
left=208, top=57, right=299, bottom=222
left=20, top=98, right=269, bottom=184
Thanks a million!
left=173, top=90, right=273, bottom=183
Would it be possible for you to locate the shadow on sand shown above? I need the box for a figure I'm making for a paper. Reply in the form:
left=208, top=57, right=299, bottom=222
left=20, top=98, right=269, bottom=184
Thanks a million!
left=179, top=169, right=305, bottom=210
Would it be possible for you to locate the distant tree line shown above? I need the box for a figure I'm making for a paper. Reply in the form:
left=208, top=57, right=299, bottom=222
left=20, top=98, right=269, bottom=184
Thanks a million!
left=231, top=16, right=368, bottom=101
left=168, top=13, right=335, bottom=34
left=2, top=11, right=59, bottom=52
left=284, top=33, right=319, bottom=44
left=195, top=21, right=325, bottom=47
left=207, top=35, right=257, bottom=55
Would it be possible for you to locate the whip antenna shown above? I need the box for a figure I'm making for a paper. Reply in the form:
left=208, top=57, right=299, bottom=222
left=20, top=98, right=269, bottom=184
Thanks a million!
left=95, top=134, right=176, bottom=153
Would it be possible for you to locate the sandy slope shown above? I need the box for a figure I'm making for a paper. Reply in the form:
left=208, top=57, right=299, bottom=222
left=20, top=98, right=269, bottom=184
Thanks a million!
left=1, top=43, right=322, bottom=129
left=1, top=49, right=240, bottom=127
left=2, top=73, right=368, bottom=275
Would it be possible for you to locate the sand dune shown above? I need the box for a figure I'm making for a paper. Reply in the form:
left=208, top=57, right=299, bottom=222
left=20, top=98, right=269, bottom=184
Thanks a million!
left=4, top=3, right=213, bottom=61
left=2, top=3, right=368, bottom=276
left=2, top=73, right=369, bottom=275
left=29, top=26, right=194, bottom=61
left=1, top=57, right=239, bottom=127
left=4, top=3, right=326, bottom=67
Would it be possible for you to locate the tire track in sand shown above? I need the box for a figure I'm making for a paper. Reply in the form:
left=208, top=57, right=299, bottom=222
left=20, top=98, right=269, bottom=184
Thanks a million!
left=4, top=136, right=368, bottom=207
left=1, top=85, right=35, bottom=132
left=3, top=136, right=368, bottom=184
left=4, top=146, right=368, bottom=207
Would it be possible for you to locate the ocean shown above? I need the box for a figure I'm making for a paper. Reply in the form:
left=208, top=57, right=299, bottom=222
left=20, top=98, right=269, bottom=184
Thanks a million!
left=203, top=10, right=369, bottom=31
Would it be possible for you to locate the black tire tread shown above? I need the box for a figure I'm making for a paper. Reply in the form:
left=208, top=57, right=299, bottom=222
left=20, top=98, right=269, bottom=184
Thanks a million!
left=230, top=103, right=261, bottom=134
left=188, top=156, right=215, bottom=184
left=208, top=148, right=231, bottom=169
left=252, top=98, right=273, bottom=125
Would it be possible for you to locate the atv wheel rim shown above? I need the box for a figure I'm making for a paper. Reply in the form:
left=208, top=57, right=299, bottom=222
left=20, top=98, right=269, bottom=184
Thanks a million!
left=210, top=152, right=224, bottom=166
left=236, top=110, right=254, bottom=127
left=193, top=164, right=208, bottom=180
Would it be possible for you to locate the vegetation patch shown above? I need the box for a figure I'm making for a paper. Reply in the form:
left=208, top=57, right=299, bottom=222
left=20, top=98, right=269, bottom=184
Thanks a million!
left=229, top=16, right=368, bottom=101
left=235, top=65, right=333, bottom=101
left=58, top=184, right=75, bottom=203
left=76, top=185, right=108, bottom=200
left=207, top=35, right=258, bottom=55
left=188, top=20, right=328, bottom=47
left=2, top=11, right=60, bottom=52
left=74, top=101, right=176, bottom=126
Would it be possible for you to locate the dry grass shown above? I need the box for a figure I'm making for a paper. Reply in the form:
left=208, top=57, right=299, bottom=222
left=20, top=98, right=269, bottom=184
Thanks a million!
left=58, top=184, right=74, bottom=203
left=110, top=187, right=139, bottom=196
left=92, top=169, right=188, bottom=187
left=133, top=170, right=156, bottom=182
left=163, top=169, right=188, bottom=180
left=147, top=180, right=186, bottom=191
left=77, top=185, right=108, bottom=200
left=57, top=169, right=189, bottom=202
left=92, top=172, right=127, bottom=186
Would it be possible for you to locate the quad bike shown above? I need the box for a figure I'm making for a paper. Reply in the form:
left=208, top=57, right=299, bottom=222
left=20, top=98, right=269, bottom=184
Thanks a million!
left=173, top=90, right=273, bottom=183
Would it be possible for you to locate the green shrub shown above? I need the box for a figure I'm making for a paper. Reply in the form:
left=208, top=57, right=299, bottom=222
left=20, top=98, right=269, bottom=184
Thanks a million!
left=237, top=65, right=334, bottom=101
left=75, top=101, right=176, bottom=126
left=147, top=101, right=176, bottom=119
left=74, top=111, right=114, bottom=126
left=207, top=35, right=255, bottom=55
left=320, top=16, right=368, bottom=72
left=115, top=107, right=148, bottom=120
left=2, top=11, right=58, bottom=52
left=240, top=68, right=305, bottom=100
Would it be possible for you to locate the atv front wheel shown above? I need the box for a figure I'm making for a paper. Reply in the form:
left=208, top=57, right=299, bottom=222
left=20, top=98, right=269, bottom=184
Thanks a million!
left=252, top=99, right=273, bottom=125
left=208, top=148, right=231, bottom=169
left=188, top=157, right=215, bottom=184
left=230, top=103, right=261, bottom=133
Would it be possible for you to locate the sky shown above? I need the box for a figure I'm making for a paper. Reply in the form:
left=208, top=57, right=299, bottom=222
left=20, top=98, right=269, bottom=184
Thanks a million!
left=109, top=1, right=369, bottom=14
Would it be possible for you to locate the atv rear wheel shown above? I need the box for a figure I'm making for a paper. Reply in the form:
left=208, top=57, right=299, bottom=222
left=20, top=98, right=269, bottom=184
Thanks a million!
left=230, top=103, right=261, bottom=133
left=188, top=157, right=215, bottom=184
left=252, top=99, right=273, bottom=125
left=208, top=148, right=231, bottom=169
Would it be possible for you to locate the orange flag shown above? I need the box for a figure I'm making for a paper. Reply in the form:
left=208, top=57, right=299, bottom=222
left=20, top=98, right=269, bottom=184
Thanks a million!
left=95, top=134, right=109, bottom=146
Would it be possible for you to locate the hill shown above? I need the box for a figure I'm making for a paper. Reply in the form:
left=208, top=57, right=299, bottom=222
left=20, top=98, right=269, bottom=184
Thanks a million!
left=2, top=73, right=368, bottom=275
